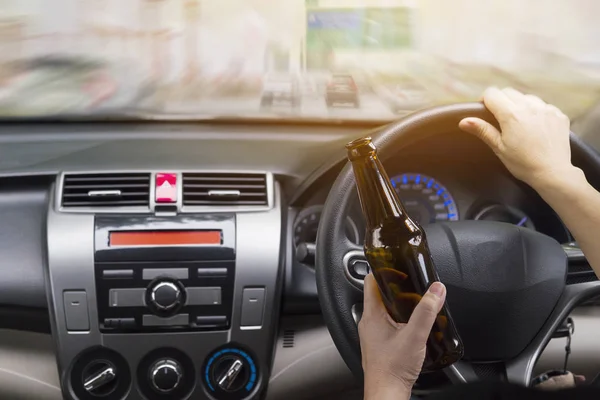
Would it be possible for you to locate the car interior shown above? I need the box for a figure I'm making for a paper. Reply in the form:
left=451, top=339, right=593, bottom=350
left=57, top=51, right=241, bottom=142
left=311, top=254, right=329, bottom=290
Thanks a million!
left=1, top=105, right=600, bottom=400
left=2, top=1, right=600, bottom=400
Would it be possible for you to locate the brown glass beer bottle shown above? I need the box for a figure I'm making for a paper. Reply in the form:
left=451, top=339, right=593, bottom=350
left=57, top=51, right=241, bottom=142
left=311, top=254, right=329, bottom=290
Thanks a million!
left=347, top=137, right=463, bottom=372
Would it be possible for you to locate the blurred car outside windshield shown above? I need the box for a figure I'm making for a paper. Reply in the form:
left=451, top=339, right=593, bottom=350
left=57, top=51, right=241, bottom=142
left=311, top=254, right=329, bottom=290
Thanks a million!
left=1, top=0, right=600, bottom=147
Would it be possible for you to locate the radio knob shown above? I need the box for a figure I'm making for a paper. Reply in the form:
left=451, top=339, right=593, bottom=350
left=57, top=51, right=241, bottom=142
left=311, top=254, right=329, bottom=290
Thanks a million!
left=150, top=281, right=183, bottom=311
left=149, top=358, right=183, bottom=393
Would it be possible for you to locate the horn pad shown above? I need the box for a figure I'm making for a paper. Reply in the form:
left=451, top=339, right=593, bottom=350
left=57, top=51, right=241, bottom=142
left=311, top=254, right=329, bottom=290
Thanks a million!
left=425, top=221, right=566, bottom=361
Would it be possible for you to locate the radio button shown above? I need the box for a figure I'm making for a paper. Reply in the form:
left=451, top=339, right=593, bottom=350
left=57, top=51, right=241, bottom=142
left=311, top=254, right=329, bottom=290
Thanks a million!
left=197, top=268, right=228, bottom=278
left=102, top=269, right=134, bottom=279
left=109, top=288, right=146, bottom=308
left=104, top=318, right=137, bottom=330
left=186, top=287, right=222, bottom=306
left=119, top=318, right=137, bottom=329
left=143, top=314, right=189, bottom=327
left=240, top=288, right=266, bottom=327
left=64, top=291, right=90, bottom=331
left=143, top=268, right=188, bottom=281
left=195, top=315, right=227, bottom=328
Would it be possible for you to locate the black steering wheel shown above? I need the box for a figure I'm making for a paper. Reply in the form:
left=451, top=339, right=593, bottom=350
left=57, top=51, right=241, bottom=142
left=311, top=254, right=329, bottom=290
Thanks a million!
left=315, top=102, right=600, bottom=387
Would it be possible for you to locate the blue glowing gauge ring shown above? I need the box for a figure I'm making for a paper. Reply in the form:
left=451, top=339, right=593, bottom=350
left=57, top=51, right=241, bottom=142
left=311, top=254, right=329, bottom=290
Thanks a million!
left=389, top=173, right=459, bottom=224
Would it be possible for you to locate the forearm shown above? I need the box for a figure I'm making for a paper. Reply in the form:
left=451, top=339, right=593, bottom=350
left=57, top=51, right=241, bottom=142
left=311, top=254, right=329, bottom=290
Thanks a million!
left=364, top=374, right=412, bottom=400
left=364, top=385, right=412, bottom=400
left=533, top=167, right=600, bottom=278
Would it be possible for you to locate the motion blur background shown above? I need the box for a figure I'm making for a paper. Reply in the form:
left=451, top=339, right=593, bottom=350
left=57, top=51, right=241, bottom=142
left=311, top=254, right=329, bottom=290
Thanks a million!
left=1, top=0, right=600, bottom=143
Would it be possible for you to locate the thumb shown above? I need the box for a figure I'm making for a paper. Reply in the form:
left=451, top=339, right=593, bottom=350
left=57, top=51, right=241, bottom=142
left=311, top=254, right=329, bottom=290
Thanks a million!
left=405, top=282, right=446, bottom=344
left=459, top=117, right=502, bottom=150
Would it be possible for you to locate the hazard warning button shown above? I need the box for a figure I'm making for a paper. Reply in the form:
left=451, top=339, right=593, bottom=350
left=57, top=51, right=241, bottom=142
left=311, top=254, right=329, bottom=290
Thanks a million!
left=155, top=173, right=178, bottom=203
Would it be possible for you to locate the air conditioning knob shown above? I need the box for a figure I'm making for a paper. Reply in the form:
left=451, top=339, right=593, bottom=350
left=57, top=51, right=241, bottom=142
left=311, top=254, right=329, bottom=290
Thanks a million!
left=82, top=360, right=118, bottom=397
left=148, top=281, right=183, bottom=312
left=204, top=347, right=258, bottom=398
left=149, top=358, right=183, bottom=393
left=215, top=356, right=248, bottom=392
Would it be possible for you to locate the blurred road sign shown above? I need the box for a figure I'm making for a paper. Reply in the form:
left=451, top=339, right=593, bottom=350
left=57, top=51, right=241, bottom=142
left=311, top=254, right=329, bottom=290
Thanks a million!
left=307, top=10, right=362, bottom=30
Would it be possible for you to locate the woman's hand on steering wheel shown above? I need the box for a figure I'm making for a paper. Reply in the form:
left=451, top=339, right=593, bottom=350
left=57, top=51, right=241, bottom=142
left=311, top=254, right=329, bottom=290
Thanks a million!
left=360, top=274, right=447, bottom=400
left=458, top=87, right=576, bottom=192
left=460, top=87, right=600, bottom=283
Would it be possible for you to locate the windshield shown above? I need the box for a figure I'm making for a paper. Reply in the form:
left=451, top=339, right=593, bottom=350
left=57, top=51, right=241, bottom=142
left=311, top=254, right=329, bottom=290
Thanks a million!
left=2, top=1, right=600, bottom=136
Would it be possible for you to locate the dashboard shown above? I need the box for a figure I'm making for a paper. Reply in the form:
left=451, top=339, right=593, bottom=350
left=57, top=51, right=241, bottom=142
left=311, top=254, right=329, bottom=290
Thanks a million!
left=0, top=121, right=595, bottom=400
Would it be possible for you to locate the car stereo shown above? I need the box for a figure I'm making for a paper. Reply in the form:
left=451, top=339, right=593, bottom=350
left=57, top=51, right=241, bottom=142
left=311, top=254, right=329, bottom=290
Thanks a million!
left=47, top=171, right=282, bottom=400
left=94, top=215, right=236, bottom=333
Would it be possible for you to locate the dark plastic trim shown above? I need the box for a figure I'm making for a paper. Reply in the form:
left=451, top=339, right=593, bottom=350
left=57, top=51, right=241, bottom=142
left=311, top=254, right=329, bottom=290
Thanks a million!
left=0, top=306, right=51, bottom=333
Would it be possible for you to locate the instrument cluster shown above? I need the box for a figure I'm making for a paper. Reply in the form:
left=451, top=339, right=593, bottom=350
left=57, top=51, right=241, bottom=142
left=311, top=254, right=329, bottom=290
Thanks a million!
left=294, top=167, right=571, bottom=268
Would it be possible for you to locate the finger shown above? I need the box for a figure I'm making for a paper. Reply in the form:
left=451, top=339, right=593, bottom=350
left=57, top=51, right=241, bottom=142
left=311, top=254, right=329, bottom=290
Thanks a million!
left=546, top=104, right=569, bottom=121
left=524, top=94, right=546, bottom=108
left=502, top=87, right=528, bottom=104
left=536, top=379, right=557, bottom=390
left=482, top=86, right=514, bottom=118
left=536, top=373, right=576, bottom=390
left=574, top=375, right=586, bottom=385
left=362, top=273, right=387, bottom=319
left=549, top=373, right=576, bottom=389
left=405, top=282, right=446, bottom=344
left=459, top=117, right=503, bottom=150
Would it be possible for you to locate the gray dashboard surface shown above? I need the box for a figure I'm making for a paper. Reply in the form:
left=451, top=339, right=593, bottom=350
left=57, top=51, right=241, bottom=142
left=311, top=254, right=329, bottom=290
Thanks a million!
left=0, top=123, right=363, bottom=186
left=0, top=182, right=48, bottom=309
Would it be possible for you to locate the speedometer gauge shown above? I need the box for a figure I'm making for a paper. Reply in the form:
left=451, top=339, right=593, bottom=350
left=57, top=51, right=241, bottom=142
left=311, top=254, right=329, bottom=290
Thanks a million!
left=389, top=173, right=459, bottom=225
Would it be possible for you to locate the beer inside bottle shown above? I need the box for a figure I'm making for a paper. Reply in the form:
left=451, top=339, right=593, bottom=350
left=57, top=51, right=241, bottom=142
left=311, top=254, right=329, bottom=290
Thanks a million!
left=346, top=137, right=463, bottom=372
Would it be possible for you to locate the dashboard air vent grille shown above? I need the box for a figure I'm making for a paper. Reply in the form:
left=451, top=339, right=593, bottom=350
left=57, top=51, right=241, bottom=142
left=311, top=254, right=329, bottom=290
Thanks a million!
left=567, top=262, right=597, bottom=285
left=282, top=330, right=295, bottom=348
left=182, top=173, right=268, bottom=206
left=62, top=173, right=151, bottom=207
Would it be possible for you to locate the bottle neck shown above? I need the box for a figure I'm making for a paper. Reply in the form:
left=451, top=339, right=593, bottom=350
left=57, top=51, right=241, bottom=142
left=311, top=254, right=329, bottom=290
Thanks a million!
left=350, top=153, right=407, bottom=228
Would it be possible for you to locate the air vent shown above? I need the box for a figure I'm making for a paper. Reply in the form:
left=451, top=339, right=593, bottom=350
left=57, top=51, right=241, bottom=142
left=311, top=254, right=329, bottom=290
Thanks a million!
left=61, top=173, right=151, bottom=208
left=564, top=244, right=596, bottom=285
left=567, top=263, right=597, bottom=285
left=182, top=172, right=268, bottom=206
left=282, top=330, right=295, bottom=348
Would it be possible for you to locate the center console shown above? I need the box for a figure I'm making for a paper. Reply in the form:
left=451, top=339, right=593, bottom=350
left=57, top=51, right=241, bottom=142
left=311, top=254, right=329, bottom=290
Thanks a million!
left=46, top=171, right=283, bottom=400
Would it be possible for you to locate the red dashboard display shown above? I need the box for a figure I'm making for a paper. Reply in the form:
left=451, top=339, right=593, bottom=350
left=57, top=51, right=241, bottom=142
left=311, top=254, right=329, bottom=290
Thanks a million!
left=109, top=230, right=222, bottom=246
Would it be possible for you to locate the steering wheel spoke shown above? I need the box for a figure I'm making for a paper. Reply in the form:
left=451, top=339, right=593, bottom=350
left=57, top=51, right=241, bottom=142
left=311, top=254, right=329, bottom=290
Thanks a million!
left=444, top=359, right=519, bottom=385
left=342, top=243, right=368, bottom=289
left=444, top=361, right=479, bottom=384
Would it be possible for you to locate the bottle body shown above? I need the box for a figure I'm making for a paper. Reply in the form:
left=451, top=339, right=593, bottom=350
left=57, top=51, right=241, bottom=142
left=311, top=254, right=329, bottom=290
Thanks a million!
left=347, top=137, right=463, bottom=372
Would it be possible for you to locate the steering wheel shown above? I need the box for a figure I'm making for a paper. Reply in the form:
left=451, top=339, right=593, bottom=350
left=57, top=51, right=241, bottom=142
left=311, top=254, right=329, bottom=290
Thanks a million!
left=316, top=102, right=600, bottom=387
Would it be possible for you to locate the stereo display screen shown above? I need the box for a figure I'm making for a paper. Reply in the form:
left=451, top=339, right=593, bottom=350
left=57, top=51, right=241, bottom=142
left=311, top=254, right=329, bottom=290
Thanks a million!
left=109, top=230, right=222, bottom=246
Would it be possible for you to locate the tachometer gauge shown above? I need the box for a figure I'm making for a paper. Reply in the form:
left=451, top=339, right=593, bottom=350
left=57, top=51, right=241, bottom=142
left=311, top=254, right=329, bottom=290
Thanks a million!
left=294, top=205, right=360, bottom=266
left=294, top=205, right=359, bottom=246
left=389, top=173, right=459, bottom=225
left=473, top=204, right=535, bottom=230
